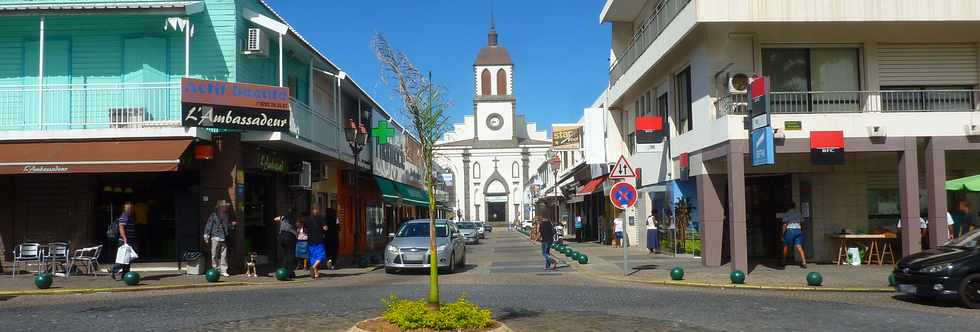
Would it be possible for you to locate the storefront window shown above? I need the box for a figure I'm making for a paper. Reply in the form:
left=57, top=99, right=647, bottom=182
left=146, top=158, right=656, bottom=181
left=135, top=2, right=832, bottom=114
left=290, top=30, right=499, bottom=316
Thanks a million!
left=366, top=205, right=385, bottom=248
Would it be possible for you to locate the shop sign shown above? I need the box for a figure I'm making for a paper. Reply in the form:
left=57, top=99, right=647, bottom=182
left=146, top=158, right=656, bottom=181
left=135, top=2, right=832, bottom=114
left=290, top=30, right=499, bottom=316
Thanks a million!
left=784, top=121, right=802, bottom=131
left=181, top=78, right=291, bottom=132
left=371, top=121, right=397, bottom=145
left=678, top=152, right=690, bottom=180
left=22, top=165, right=69, bottom=173
left=751, top=126, right=775, bottom=166
left=749, top=76, right=770, bottom=131
left=810, top=131, right=845, bottom=165
left=552, top=125, right=583, bottom=150
left=635, top=116, right=665, bottom=144
left=257, top=152, right=289, bottom=173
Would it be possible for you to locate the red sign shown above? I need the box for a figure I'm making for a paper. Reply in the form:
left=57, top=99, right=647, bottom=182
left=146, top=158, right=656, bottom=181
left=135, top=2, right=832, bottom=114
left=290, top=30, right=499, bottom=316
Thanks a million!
left=810, top=131, right=845, bottom=165
left=609, top=182, right=638, bottom=210
left=194, top=144, right=214, bottom=160
left=635, top=116, right=663, bottom=131
left=181, top=78, right=290, bottom=111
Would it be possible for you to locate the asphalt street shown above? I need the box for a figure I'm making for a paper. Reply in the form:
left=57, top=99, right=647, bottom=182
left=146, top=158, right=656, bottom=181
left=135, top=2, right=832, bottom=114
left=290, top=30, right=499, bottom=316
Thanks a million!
left=1, top=230, right=977, bottom=331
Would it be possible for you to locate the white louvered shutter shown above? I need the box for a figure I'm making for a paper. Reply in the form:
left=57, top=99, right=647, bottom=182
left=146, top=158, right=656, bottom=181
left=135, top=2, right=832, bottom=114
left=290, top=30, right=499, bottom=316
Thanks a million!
left=879, top=43, right=979, bottom=86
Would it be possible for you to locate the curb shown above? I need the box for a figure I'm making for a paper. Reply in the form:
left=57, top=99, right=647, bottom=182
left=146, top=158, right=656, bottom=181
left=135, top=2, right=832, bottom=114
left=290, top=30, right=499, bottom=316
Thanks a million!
left=0, top=266, right=379, bottom=297
left=516, top=232, right=895, bottom=293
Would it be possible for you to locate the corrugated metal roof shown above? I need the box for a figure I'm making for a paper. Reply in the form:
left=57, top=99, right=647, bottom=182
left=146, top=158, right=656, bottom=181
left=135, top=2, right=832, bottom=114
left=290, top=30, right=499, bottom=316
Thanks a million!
left=0, top=1, right=200, bottom=11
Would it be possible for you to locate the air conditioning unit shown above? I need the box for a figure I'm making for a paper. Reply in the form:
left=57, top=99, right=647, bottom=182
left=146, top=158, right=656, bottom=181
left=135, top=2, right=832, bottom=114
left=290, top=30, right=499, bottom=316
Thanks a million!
left=966, top=124, right=980, bottom=136
left=289, top=161, right=312, bottom=190
left=243, top=27, right=268, bottom=57
left=728, top=73, right=750, bottom=94
left=867, top=125, right=887, bottom=138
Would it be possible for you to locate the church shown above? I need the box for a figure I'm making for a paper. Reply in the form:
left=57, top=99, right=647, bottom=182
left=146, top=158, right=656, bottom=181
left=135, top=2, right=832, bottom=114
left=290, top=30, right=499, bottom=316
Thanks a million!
left=435, top=23, right=550, bottom=224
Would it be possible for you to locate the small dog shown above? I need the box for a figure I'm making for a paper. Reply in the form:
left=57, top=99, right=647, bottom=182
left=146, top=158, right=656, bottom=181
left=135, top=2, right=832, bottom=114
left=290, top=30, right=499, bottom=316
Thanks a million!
left=245, top=252, right=258, bottom=277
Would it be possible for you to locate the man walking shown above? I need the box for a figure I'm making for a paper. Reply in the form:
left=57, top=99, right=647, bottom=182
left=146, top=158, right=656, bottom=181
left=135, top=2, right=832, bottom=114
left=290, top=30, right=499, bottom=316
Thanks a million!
left=574, top=215, right=583, bottom=243
left=539, top=218, right=557, bottom=270
left=325, top=208, right=340, bottom=269
left=781, top=202, right=807, bottom=268
left=204, top=201, right=237, bottom=276
left=110, top=202, right=137, bottom=279
left=612, top=216, right=624, bottom=248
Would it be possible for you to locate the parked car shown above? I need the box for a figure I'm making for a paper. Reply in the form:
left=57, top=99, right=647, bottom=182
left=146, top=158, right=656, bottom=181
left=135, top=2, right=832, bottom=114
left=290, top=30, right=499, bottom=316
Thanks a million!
left=474, top=221, right=487, bottom=239
left=894, top=228, right=980, bottom=308
left=384, top=219, right=465, bottom=274
left=521, top=220, right=533, bottom=230
left=456, top=221, right=480, bottom=244
left=484, top=222, right=493, bottom=232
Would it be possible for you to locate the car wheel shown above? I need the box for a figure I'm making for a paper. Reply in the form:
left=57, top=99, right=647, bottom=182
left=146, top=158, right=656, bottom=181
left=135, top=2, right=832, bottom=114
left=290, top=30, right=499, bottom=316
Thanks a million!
left=958, top=273, right=980, bottom=309
left=461, top=252, right=466, bottom=267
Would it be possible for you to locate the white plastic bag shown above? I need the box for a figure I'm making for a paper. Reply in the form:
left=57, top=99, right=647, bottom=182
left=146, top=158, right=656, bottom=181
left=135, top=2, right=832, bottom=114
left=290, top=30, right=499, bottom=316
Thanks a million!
left=115, top=244, right=139, bottom=265
left=847, top=247, right=861, bottom=266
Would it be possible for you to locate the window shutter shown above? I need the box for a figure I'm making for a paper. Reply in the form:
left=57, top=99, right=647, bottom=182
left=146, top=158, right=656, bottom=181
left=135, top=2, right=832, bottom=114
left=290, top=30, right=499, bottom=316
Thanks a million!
left=879, top=43, right=978, bottom=86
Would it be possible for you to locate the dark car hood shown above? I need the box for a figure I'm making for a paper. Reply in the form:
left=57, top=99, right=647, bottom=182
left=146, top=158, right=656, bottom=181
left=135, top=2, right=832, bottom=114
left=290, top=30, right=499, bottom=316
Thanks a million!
left=898, top=247, right=975, bottom=269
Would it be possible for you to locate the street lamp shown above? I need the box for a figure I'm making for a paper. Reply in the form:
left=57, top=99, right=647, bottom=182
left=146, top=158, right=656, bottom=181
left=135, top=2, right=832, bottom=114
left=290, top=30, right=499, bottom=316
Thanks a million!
left=345, top=118, right=368, bottom=264
left=548, top=151, right=562, bottom=229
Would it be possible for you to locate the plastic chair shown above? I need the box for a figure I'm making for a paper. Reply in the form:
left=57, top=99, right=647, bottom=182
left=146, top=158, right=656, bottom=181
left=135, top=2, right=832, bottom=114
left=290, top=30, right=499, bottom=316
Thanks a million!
left=44, top=242, right=70, bottom=276
left=67, top=245, right=103, bottom=277
left=12, top=243, right=42, bottom=277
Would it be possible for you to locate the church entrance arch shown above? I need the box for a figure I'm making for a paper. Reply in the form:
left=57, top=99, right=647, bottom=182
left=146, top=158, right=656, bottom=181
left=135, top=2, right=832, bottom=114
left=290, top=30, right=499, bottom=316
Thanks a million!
left=484, top=176, right=509, bottom=222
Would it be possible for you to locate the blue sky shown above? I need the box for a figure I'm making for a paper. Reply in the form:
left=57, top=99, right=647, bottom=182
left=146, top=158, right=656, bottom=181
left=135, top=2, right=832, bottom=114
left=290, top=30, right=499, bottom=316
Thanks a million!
left=270, top=0, right=610, bottom=133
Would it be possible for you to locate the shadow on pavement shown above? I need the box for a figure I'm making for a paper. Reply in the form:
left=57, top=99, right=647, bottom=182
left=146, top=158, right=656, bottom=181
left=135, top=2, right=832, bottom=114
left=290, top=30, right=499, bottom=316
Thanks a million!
left=891, top=294, right=965, bottom=308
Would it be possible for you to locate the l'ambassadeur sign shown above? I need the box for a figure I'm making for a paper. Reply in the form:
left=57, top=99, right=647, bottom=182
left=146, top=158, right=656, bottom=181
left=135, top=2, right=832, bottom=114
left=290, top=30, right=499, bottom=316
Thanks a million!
left=181, top=78, right=291, bottom=131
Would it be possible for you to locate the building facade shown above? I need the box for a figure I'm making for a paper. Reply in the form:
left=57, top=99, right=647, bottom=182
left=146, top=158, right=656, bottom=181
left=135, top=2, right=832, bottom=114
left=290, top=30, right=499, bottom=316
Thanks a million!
left=600, top=0, right=980, bottom=271
left=435, top=25, right=550, bottom=224
left=0, top=0, right=396, bottom=268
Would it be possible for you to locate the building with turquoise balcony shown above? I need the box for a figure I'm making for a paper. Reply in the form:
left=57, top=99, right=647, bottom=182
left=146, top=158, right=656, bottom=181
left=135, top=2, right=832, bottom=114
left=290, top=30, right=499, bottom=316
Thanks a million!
left=0, top=0, right=394, bottom=270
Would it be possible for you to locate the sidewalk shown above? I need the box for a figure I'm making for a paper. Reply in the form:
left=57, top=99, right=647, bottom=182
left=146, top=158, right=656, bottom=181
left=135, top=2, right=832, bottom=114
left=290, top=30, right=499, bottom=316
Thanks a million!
left=0, top=264, right=377, bottom=296
left=552, top=239, right=896, bottom=291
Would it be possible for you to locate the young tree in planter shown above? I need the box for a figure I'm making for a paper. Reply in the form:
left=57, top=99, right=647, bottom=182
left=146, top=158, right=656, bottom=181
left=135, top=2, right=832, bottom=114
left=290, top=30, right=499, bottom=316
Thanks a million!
left=373, top=34, right=451, bottom=307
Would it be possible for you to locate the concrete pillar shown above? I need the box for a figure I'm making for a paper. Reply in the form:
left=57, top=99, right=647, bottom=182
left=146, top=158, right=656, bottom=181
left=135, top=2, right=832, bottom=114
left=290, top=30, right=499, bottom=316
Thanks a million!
left=697, top=174, right=724, bottom=266
left=727, top=152, right=748, bottom=272
left=925, top=138, right=949, bottom=247
left=898, top=140, right=921, bottom=256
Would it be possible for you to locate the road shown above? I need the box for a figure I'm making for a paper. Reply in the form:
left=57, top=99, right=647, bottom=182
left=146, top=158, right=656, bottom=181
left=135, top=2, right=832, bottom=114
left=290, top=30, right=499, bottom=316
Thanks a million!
left=1, top=230, right=977, bottom=331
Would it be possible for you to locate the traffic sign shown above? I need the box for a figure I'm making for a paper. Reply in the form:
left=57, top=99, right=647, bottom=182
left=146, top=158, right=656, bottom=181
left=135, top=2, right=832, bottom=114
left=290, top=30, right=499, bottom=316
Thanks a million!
left=609, top=182, right=637, bottom=210
left=609, top=155, right=635, bottom=179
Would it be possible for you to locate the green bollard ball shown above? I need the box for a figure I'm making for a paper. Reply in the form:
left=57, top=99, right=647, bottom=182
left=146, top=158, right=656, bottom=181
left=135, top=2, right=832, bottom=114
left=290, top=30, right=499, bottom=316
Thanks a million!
left=123, top=271, right=141, bottom=286
left=670, top=266, right=685, bottom=280
left=730, top=270, right=746, bottom=284
left=570, top=252, right=581, bottom=261
left=205, top=268, right=221, bottom=283
left=275, top=267, right=290, bottom=281
left=33, top=273, right=53, bottom=289
left=806, top=272, right=823, bottom=286
left=888, top=274, right=896, bottom=286
left=577, top=254, right=588, bottom=264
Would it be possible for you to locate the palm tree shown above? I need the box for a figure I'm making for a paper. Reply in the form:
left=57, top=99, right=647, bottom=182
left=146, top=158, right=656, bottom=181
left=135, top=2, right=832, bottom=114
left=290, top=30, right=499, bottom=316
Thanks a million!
left=373, top=34, right=451, bottom=307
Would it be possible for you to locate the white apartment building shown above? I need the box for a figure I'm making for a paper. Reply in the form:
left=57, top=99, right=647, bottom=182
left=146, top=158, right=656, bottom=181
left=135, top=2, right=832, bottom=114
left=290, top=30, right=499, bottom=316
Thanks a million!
left=600, top=0, right=980, bottom=271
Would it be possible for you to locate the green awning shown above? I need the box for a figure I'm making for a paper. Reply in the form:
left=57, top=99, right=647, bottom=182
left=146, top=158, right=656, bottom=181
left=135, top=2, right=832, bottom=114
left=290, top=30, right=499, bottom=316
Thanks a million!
left=396, top=183, right=430, bottom=207
left=946, top=174, right=980, bottom=192
left=374, top=176, right=402, bottom=203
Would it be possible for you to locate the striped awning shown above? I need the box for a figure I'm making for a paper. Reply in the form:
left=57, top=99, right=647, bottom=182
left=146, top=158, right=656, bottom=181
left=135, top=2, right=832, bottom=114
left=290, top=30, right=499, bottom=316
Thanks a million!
left=0, top=1, right=204, bottom=16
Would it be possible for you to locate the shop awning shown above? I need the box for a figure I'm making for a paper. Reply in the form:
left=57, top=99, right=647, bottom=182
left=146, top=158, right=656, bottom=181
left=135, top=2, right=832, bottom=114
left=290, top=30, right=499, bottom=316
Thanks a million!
left=396, top=183, right=430, bottom=207
left=577, top=176, right=607, bottom=196
left=374, top=176, right=402, bottom=203
left=0, top=139, right=192, bottom=174
left=946, top=174, right=980, bottom=192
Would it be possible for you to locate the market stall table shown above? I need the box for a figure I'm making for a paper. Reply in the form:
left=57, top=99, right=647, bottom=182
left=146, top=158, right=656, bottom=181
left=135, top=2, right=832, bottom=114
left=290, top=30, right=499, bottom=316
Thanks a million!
left=830, top=234, right=896, bottom=266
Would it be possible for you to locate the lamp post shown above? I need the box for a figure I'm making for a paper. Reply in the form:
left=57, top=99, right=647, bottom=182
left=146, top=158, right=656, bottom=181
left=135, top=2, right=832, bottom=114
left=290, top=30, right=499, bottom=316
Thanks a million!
left=345, top=118, right=368, bottom=264
left=548, top=151, right=562, bottom=230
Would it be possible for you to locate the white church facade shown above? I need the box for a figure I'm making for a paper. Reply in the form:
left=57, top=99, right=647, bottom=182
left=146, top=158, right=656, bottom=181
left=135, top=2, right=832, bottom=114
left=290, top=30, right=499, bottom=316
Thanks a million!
left=435, top=25, right=550, bottom=223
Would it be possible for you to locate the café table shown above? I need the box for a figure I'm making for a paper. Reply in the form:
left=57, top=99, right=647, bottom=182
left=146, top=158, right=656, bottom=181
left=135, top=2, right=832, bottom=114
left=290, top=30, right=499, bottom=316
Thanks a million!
left=829, top=233, right=897, bottom=266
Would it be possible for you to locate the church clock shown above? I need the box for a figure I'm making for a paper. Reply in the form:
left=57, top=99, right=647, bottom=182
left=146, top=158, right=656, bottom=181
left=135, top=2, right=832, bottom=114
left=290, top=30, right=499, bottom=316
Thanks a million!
left=486, top=113, right=504, bottom=131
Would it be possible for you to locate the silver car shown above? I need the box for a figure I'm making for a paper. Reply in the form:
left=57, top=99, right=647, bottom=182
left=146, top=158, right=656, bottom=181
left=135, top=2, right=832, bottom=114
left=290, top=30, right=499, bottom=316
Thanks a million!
left=455, top=221, right=480, bottom=244
left=474, top=221, right=487, bottom=239
left=385, top=219, right=466, bottom=274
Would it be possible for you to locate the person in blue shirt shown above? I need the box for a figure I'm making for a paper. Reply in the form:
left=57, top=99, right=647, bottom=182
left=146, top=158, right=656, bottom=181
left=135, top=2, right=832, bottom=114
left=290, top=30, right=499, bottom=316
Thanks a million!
left=781, top=202, right=807, bottom=269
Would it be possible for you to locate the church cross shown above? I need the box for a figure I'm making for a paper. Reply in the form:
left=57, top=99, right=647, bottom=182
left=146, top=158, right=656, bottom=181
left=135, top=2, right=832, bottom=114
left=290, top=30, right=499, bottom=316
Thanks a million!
left=492, top=156, right=500, bottom=170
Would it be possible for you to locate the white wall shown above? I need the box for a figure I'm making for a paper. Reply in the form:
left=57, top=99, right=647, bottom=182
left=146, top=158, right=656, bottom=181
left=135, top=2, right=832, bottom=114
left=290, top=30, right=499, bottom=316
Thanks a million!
left=475, top=101, right=515, bottom=140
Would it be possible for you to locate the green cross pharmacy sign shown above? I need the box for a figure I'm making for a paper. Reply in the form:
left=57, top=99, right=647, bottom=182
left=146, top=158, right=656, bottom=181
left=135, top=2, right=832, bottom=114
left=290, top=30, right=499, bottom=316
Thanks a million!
left=371, top=121, right=397, bottom=145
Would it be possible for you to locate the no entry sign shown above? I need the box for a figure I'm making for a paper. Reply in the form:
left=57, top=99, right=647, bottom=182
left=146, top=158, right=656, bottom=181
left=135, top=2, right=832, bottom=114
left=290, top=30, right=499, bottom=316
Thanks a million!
left=609, top=182, right=637, bottom=210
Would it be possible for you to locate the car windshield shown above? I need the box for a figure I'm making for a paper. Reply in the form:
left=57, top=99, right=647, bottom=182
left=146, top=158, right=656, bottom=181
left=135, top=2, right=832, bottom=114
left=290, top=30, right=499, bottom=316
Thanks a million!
left=457, top=222, right=476, bottom=229
left=397, top=223, right=448, bottom=237
left=947, top=229, right=980, bottom=248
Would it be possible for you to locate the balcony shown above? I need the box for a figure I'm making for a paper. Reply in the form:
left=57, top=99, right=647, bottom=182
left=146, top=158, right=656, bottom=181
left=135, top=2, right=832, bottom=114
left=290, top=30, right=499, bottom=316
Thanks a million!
left=715, top=89, right=980, bottom=116
left=609, top=0, right=691, bottom=85
left=0, top=82, right=181, bottom=131
left=288, top=98, right=341, bottom=153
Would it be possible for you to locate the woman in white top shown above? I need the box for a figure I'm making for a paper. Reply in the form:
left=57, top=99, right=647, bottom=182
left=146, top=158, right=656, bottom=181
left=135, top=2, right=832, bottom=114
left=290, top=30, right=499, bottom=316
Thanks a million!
left=613, top=217, right=624, bottom=247
left=646, top=211, right=659, bottom=254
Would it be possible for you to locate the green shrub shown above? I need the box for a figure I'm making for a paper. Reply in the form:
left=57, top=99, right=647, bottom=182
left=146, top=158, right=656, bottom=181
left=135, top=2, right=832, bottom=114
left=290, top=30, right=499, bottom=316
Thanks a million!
left=382, top=294, right=493, bottom=330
